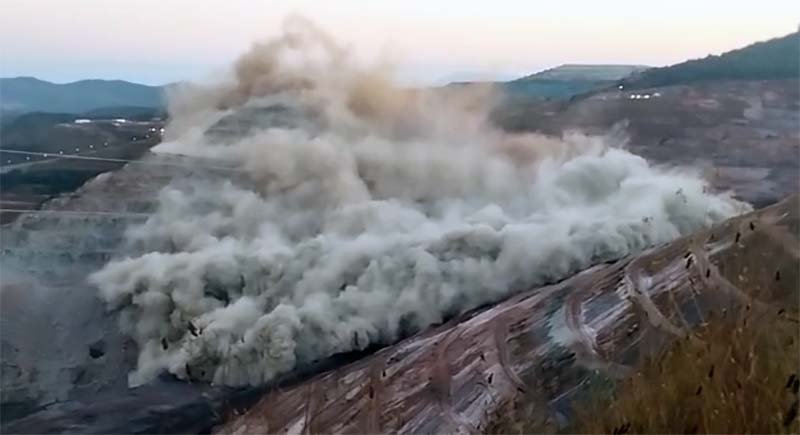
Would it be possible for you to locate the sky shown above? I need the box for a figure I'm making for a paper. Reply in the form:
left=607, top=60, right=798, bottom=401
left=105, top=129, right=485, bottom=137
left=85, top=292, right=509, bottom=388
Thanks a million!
left=1, top=0, right=798, bottom=85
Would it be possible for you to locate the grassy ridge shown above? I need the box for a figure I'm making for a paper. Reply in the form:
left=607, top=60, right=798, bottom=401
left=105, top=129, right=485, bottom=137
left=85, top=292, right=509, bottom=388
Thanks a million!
left=575, top=307, right=799, bottom=434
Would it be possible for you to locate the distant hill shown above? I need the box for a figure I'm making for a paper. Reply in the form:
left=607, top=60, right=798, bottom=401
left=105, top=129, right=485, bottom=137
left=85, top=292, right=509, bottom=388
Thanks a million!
left=623, top=32, right=800, bottom=88
left=501, top=79, right=609, bottom=100
left=514, top=64, right=649, bottom=82
left=0, top=77, right=166, bottom=114
left=502, top=64, right=649, bottom=100
left=82, top=105, right=167, bottom=121
left=446, top=64, right=648, bottom=100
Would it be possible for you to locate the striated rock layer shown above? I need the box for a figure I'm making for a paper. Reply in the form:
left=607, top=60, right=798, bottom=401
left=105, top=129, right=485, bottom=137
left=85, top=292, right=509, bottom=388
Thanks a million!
left=219, top=194, right=798, bottom=434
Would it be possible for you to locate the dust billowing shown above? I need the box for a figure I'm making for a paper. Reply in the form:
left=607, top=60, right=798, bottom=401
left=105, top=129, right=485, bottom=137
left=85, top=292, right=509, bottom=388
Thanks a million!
left=89, top=16, right=749, bottom=387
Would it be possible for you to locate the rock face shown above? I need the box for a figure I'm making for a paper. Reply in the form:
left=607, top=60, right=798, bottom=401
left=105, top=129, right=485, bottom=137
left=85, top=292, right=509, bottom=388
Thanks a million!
left=218, top=195, right=798, bottom=434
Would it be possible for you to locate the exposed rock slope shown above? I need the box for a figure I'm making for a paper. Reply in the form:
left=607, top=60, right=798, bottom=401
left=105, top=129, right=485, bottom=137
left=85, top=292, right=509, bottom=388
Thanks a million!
left=219, top=194, right=798, bottom=434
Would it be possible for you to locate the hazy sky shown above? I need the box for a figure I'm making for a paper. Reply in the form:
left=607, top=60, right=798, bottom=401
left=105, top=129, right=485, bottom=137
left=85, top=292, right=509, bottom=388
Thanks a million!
left=1, top=0, right=798, bottom=85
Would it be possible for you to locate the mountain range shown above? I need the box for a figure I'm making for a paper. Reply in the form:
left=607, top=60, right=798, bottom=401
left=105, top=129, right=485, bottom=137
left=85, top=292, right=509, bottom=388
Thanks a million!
left=0, top=77, right=166, bottom=114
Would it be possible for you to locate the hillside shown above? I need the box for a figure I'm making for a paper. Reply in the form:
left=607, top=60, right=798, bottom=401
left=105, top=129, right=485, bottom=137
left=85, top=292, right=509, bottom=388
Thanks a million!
left=445, top=64, right=649, bottom=100
left=503, top=64, right=648, bottom=100
left=0, top=77, right=166, bottom=114
left=493, top=79, right=799, bottom=208
left=0, top=111, right=164, bottom=222
left=0, top=107, right=164, bottom=152
left=515, top=64, right=649, bottom=82
left=623, top=32, right=800, bottom=88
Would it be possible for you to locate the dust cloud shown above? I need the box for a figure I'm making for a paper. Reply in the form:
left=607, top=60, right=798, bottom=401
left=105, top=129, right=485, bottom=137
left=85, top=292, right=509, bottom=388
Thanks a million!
left=89, top=16, right=749, bottom=387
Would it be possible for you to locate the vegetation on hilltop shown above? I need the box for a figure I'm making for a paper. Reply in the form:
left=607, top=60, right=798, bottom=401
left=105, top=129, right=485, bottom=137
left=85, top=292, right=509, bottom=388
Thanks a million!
left=623, top=32, right=800, bottom=88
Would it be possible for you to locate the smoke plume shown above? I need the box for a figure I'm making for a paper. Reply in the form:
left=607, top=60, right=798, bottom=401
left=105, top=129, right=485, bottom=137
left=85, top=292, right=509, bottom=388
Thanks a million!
left=89, top=16, right=749, bottom=387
